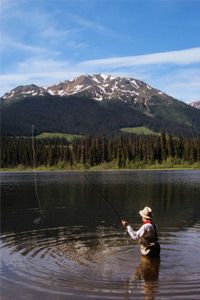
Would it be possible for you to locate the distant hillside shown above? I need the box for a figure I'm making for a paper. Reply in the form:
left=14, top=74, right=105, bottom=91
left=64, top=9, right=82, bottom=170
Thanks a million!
left=36, top=132, right=84, bottom=141
left=1, top=74, right=200, bottom=137
left=120, top=127, right=160, bottom=135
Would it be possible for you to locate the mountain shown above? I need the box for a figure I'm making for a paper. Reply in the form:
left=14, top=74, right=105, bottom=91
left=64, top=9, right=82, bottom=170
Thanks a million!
left=2, top=73, right=172, bottom=109
left=1, top=74, right=200, bottom=137
left=189, top=101, right=200, bottom=110
left=2, top=84, right=48, bottom=102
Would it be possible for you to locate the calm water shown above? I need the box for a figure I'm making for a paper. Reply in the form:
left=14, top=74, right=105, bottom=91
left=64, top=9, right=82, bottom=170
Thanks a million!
left=1, top=170, right=200, bottom=299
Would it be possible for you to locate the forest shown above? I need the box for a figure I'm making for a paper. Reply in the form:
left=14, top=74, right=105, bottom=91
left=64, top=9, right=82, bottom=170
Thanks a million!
left=1, top=133, right=200, bottom=170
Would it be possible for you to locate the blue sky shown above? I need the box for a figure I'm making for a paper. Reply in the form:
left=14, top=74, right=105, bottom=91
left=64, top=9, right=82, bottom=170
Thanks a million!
left=0, top=0, right=200, bottom=102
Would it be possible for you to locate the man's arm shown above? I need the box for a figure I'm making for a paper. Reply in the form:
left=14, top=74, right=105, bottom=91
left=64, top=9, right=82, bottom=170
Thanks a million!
left=122, top=220, right=146, bottom=241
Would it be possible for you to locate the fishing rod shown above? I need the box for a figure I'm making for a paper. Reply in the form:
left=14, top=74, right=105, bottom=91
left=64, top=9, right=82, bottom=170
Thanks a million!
left=31, top=125, right=42, bottom=223
left=81, top=172, right=122, bottom=222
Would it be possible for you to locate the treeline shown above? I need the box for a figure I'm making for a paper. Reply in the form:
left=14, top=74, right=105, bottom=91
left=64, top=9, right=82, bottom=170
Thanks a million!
left=1, top=133, right=200, bottom=169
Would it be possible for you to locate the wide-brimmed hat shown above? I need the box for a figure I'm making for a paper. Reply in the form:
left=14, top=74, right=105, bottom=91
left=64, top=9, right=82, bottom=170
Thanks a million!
left=139, top=206, right=153, bottom=220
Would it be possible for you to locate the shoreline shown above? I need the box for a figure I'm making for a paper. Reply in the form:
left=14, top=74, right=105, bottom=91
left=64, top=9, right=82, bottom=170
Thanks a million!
left=1, top=166, right=199, bottom=172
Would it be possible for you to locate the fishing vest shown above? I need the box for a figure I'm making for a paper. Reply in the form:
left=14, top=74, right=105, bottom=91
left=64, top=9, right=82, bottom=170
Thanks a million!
left=140, top=223, right=160, bottom=257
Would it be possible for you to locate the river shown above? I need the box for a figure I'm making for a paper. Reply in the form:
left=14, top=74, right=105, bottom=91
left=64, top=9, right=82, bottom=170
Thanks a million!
left=1, top=170, right=200, bottom=299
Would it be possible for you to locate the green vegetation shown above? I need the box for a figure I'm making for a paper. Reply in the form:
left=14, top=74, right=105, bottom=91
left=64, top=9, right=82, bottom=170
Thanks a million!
left=120, top=126, right=159, bottom=135
left=1, top=162, right=199, bottom=172
left=2, top=94, right=200, bottom=137
left=36, top=132, right=84, bottom=141
left=1, top=133, right=200, bottom=170
left=149, top=96, right=192, bottom=126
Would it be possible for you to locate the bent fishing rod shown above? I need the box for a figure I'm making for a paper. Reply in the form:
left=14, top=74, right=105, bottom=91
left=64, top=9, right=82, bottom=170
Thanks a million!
left=81, top=172, right=122, bottom=222
left=32, top=124, right=43, bottom=224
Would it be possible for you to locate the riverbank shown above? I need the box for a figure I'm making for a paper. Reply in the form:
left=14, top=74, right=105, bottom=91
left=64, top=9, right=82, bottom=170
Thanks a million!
left=1, top=161, right=200, bottom=171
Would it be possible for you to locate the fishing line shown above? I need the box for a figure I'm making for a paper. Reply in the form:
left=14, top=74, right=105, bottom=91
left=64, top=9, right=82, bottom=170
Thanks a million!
left=81, top=172, right=122, bottom=222
left=31, top=125, right=42, bottom=223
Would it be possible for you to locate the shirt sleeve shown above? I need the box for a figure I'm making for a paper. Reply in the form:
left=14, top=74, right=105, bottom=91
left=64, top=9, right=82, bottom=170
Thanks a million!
left=127, top=224, right=146, bottom=241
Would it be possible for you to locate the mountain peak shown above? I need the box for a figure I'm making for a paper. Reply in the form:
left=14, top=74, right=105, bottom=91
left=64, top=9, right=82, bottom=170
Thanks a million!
left=1, top=73, right=167, bottom=107
left=2, top=84, right=47, bottom=102
left=189, top=101, right=200, bottom=109
left=46, top=73, right=165, bottom=104
left=1, top=74, right=200, bottom=137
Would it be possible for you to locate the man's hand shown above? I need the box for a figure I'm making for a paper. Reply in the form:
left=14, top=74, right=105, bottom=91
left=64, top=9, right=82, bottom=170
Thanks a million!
left=122, top=220, right=128, bottom=227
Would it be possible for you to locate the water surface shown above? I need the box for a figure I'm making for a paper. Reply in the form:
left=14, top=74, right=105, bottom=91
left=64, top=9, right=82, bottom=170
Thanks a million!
left=1, top=170, right=200, bottom=299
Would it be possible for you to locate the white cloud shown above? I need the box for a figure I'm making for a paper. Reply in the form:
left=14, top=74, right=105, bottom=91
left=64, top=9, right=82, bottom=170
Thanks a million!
left=0, top=70, right=82, bottom=95
left=16, top=57, right=70, bottom=73
left=1, top=48, right=200, bottom=102
left=0, top=57, right=81, bottom=94
left=153, top=68, right=200, bottom=102
left=0, top=2, right=199, bottom=103
left=0, top=35, right=59, bottom=56
left=67, top=13, right=126, bottom=39
left=41, top=26, right=78, bottom=39
left=79, top=47, right=200, bottom=69
left=0, top=4, right=88, bottom=57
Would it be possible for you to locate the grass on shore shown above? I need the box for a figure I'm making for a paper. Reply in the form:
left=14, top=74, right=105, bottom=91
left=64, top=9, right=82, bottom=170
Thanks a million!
left=1, top=160, right=200, bottom=171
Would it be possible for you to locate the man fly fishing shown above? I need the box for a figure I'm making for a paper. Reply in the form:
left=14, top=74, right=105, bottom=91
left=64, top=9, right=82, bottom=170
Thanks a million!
left=81, top=173, right=160, bottom=257
left=122, top=207, right=160, bottom=257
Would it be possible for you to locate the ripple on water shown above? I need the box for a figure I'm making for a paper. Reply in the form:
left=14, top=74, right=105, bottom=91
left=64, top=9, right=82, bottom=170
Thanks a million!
left=1, top=225, right=200, bottom=299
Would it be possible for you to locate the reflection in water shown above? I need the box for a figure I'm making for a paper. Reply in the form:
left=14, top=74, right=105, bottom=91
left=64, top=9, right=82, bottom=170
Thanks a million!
left=1, top=170, right=200, bottom=299
left=133, top=256, right=160, bottom=300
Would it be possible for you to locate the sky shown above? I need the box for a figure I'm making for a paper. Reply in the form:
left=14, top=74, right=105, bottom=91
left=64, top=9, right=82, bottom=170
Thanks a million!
left=0, top=0, right=200, bottom=102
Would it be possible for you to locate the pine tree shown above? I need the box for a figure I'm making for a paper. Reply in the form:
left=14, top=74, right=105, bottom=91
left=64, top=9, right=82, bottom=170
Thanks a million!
left=161, top=132, right=168, bottom=161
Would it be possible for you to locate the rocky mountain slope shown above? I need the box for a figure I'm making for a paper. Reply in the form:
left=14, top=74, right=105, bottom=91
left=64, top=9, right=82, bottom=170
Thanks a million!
left=2, top=73, right=169, bottom=109
left=1, top=74, right=200, bottom=137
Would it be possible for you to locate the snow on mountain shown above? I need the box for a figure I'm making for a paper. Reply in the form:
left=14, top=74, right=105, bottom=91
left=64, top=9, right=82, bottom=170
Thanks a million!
left=46, top=74, right=170, bottom=108
left=189, top=101, right=200, bottom=109
left=1, top=84, right=47, bottom=102
left=1, top=74, right=169, bottom=108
